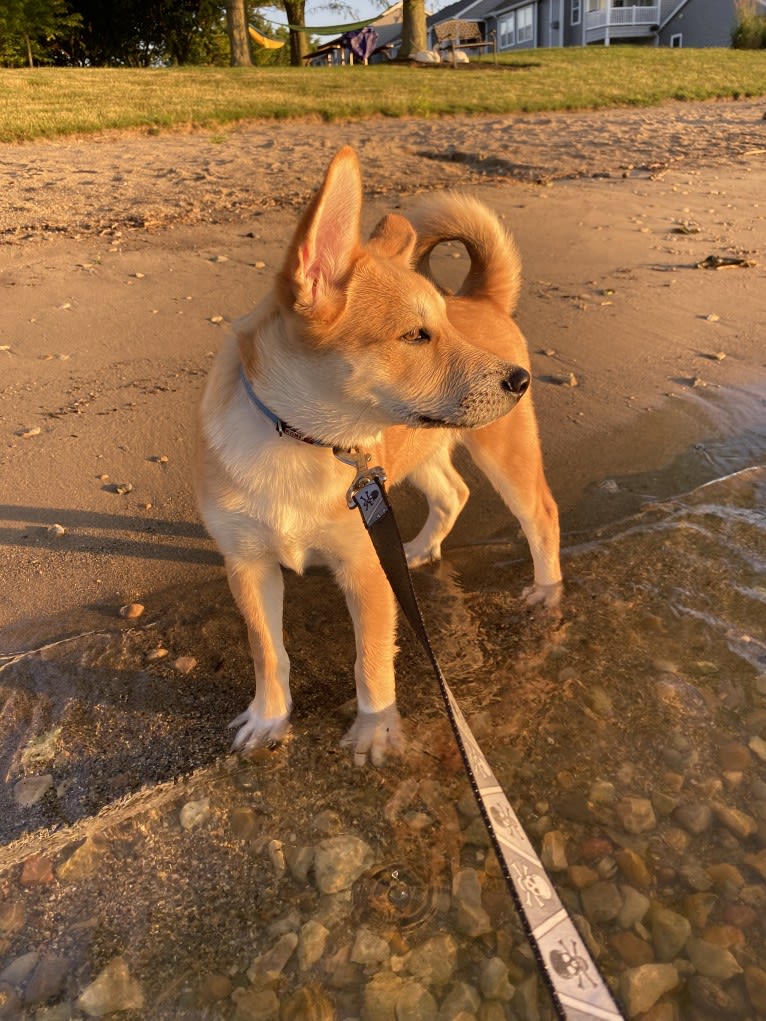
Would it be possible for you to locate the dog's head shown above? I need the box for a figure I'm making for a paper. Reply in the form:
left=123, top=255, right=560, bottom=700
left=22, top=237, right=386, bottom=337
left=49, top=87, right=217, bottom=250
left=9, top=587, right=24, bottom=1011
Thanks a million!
left=268, top=147, right=529, bottom=447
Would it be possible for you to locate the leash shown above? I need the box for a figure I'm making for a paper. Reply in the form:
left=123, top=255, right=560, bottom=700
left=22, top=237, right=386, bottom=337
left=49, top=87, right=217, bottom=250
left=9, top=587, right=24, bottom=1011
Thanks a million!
left=343, top=457, right=624, bottom=1021
left=239, top=367, right=622, bottom=1017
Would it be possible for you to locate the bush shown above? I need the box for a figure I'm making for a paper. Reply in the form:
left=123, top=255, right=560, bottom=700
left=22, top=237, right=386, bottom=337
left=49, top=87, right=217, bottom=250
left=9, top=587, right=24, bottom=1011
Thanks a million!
left=732, top=0, right=766, bottom=47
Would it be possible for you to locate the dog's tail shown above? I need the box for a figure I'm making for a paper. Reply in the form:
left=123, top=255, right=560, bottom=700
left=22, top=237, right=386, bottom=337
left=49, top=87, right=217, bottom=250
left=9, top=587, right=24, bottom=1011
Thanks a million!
left=406, top=192, right=521, bottom=314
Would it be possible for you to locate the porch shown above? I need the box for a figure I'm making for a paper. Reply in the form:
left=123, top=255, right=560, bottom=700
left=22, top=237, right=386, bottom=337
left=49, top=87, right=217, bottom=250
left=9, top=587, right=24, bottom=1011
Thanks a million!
left=585, top=3, right=660, bottom=44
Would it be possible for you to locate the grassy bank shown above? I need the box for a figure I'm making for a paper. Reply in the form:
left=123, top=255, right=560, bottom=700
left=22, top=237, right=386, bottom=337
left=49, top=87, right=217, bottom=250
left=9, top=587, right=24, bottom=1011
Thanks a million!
left=1, top=47, right=764, bottom=142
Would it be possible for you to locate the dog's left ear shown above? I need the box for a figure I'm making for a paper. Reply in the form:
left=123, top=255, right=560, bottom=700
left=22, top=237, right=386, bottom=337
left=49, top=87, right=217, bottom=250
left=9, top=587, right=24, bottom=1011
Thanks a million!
left=367, top=214, right=417, bottom=267
left=283, top=146, right=362, bottom=317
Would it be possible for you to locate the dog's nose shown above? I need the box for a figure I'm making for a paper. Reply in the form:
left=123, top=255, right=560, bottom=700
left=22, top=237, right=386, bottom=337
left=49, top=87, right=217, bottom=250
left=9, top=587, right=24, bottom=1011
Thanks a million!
left=502, top=366, right=531, bottom=399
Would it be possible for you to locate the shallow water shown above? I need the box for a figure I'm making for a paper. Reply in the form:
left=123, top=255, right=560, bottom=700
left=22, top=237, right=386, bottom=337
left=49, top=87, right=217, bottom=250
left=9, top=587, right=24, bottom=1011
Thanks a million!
left=0, top=458, right=765, bottom=1019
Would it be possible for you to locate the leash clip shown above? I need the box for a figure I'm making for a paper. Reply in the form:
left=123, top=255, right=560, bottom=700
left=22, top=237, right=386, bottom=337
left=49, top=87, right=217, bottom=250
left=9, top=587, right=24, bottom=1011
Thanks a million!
left=333, top=447, right=387, bottom=514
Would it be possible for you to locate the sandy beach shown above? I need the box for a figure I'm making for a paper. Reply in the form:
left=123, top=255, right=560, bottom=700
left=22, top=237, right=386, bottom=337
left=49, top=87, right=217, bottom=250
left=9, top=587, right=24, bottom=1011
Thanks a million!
left=1, top=98, right=764, bottom=633
left=0, top=97, right=766, bottom=1020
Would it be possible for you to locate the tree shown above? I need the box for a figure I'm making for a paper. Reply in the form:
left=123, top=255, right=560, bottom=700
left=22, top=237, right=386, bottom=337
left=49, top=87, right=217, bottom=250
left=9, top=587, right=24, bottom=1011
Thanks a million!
left=225, top=0, right=251, bottom=65
left=0, top=0, right=81, bottom=67
left=399, top=0, right=426, bottom=59
left=282, top=0, right=308, bottom=65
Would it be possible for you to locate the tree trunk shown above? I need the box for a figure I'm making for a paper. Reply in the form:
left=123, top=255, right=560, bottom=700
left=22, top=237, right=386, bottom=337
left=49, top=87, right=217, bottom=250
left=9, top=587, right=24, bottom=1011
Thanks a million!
left=399, top=0, right=427, bottom=59
left=226, top=0, right=252, bottom=66
left=25, top=33, right=34, bottom=67
left=283, top=0, right=309, bottom=66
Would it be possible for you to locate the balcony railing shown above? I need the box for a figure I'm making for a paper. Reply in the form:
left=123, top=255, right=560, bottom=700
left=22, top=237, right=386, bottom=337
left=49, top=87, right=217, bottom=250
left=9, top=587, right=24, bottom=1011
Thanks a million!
left=586, top=4, right=659, bottom=30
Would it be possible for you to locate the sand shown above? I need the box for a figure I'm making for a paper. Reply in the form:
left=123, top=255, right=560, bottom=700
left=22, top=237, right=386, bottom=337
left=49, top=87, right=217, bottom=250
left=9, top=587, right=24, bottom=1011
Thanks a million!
left=1, top=97, right=765, bottom=635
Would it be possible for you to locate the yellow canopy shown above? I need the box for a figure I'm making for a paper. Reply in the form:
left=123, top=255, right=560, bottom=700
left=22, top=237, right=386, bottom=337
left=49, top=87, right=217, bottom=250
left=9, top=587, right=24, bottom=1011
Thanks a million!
left=248, top=25, right=285, bottom=49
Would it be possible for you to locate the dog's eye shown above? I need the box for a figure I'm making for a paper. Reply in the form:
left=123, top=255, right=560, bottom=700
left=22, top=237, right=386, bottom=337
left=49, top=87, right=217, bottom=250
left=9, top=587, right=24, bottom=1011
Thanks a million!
left=401, top=327, right=431, bottom=344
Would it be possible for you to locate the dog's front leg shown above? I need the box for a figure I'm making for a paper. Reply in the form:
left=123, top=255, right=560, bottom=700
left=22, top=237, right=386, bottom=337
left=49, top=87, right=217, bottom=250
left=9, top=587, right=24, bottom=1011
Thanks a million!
left=225, top=557, right=293, bottom=751
left=333, top=556, right=403, bottom=767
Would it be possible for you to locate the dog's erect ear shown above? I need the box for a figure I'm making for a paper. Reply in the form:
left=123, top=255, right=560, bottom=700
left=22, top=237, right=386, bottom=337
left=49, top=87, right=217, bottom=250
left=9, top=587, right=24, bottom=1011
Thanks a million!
left=282, top=146, right=362, bottom=316
left=367, top=214, right=417, bottom=266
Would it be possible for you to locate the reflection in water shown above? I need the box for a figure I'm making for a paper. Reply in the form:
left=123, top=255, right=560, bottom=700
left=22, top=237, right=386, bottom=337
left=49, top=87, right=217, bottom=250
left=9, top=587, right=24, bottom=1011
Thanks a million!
left=0, top=468, right=764, bottom=1019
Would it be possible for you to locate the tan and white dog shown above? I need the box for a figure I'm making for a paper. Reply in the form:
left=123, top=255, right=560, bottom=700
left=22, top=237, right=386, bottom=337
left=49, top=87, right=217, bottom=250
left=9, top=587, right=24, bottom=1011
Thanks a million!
left=196, top=146, right=561, bottom=765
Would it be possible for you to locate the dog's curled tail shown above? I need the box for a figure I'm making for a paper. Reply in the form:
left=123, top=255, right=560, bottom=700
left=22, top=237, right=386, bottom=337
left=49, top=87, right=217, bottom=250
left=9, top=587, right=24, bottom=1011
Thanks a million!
left=406, top=192, right=521, bottom=315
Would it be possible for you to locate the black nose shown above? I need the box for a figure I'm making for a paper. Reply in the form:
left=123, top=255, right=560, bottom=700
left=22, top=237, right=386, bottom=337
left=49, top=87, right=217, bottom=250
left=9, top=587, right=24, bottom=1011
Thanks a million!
left=502, top=366, right=531, bottom=398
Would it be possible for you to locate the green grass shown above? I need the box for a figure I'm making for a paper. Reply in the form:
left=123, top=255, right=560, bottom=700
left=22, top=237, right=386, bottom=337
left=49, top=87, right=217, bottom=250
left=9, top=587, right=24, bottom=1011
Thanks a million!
left=1, top=47, right=765, bottom=142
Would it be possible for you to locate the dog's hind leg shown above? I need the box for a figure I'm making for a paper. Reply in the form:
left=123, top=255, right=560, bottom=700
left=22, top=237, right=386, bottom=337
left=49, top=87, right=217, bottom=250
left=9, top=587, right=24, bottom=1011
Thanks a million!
left=462, top=412, right=562, bottom=609
left=225, top=556, right=294, bottom=750
left=403, top=444, right=470, bottom=568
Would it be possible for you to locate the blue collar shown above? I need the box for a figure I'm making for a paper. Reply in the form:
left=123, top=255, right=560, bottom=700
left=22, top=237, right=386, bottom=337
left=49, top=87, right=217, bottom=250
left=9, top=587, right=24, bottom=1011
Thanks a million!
left=239, top=365, right=332, bottom=447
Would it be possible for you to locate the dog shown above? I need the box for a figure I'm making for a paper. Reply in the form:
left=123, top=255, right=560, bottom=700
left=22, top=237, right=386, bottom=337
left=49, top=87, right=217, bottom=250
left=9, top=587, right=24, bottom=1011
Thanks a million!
left=196, top=146, right=561, bottom=765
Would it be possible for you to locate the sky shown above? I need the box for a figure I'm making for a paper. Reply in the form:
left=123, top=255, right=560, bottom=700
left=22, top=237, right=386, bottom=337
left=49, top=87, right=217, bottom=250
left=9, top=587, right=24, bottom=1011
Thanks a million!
left=260, top=0, right=445, bottom=32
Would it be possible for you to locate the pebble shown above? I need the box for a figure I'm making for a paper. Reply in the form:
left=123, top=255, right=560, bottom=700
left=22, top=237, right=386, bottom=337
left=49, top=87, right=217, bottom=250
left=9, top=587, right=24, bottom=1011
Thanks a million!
left=438, top=982, right=480, bottom=1018
left=351, top=927, right=390, bottom=966
left=685, top=934, right=742, bottom=979
left=712, top=800, right=757, bottom=838
left=478, top=957, right=514, bottom=1001
left=179, top=798, right=210, bottom=829
left=298, top=920, right=329, bottom=971
left=744, top=966, right=766, bottom=1011
left=174, top=656, right=197, bottom=674
left=580, top=881, right=622, bottom=923
left=649, top=905, right=691, bottom=961
left=20, top=854, right=54, bottom=886
left=614, top=848, right=652, bottom=888
left=232, top=987, right=279, bottom=1021
left=197, top=973, right=232, bottom=1003
left=23, top=955, right=68, bottom=1006
left=609, top=931, right=653, bottom=966
left=313, top=835, right=374, bottom=893
left=248, top=932, right=298, bottom=986
left=77, top=956, right=144, bottom=1016
left=404, top=934, right=457, bottom=987
left=145, top=647, right=168, bottom=661
left=362, top=971, right=405, bottom=1021
left=119, top=602, right=144, bottom=619
left=47, top=523, right=66, bottom=537
left=748, top=735, right=766, bottom=761
left=13, top=774, right=53, bottom=807
left=451, top=869, right=491, bottom=937
left=541, top=830, right=568, bottom=871
left=616, top=796, right=657, bottom=834
left=395, top=981, right=438, bottom=1021
left=620, top=963, right=679, bottom=1017
left=616, top=886, right=650, bottom=929
left=674, top=802, right=713, bottom=835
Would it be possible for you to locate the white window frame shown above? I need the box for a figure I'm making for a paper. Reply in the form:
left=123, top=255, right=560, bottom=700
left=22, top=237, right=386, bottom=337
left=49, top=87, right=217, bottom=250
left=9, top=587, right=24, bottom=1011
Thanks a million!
left=498, top=13, right=516, bottom=47
left=571, top=0, right=582, bottom=25
left=670, top=32, right=682, bottom=46
left=517, top=5, right=534, bottom=42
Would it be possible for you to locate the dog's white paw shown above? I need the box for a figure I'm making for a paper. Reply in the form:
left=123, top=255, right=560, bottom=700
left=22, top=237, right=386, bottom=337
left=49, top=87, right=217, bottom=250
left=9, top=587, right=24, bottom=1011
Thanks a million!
left=229, top=705, right=292, bottom=752
left=341, top=705, right=403, bottom=767
left=404, top=538, right=441, bottom=569
left=522, top=580, right=563, bottom=609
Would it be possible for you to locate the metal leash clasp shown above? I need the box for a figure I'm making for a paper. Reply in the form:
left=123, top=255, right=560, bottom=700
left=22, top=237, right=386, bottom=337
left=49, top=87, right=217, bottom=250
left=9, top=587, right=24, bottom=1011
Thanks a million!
left=333, top=447, right=387, bottom=517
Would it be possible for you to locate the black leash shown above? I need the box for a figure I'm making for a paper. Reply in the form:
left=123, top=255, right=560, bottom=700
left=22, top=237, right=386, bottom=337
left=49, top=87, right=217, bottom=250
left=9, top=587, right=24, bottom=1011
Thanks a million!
left=346, top=464, right=624, bottom=1021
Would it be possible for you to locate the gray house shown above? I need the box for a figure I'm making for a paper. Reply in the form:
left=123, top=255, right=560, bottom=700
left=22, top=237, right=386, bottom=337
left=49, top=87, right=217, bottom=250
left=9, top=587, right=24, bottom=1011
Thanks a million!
left=427, top=0, right=762, bottom=51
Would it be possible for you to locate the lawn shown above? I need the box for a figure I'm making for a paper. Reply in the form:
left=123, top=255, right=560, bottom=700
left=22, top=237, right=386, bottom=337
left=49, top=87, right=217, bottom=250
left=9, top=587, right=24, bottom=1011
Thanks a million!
left=0, top=47, right=764, bottom=143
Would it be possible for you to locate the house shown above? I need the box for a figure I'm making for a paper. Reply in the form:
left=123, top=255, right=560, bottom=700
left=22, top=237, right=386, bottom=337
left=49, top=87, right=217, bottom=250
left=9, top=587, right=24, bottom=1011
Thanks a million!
left=427, top=0, right=763, bottom=51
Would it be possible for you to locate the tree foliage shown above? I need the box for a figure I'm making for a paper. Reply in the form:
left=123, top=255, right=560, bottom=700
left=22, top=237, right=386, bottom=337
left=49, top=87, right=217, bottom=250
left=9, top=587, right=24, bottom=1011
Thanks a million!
left=0, top=0, right=292, bottom=66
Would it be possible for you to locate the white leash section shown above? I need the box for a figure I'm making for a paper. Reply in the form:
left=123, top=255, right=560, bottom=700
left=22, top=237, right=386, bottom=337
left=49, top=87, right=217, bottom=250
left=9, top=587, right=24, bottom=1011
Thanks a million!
left=346, top=468, right=624, bottom=1021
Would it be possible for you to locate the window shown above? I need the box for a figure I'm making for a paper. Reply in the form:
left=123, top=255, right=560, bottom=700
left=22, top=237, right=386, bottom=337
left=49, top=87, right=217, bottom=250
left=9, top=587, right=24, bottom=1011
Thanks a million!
left=498, top=13, right=515, bottom=47
left=670, top=32, right=682, bottom=46
left=571, top=0, right=581, bottom=25
left=517, top=5, right=533, bottom=42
